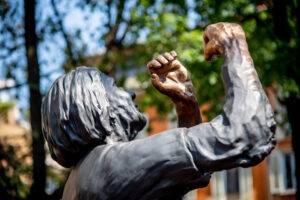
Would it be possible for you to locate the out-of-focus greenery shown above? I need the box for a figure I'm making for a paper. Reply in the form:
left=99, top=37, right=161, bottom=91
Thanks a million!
left=0, top=102, right=14, bottom=114
left=133, top=3, right=224, bottom=118
left=1, top=1, right=298, bottom=118
left=1, top=0, right=299, bottom=199
left=0, top=102, right=31, bottom=199
left=0, top=139, right=32, bottom=199
left=61, top=0, right=299, bottom=120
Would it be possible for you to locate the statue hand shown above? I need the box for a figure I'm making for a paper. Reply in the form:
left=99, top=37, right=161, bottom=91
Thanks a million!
left=147, top=51, right=197, bottom=104
left=203, top=22, right=247, bottom=61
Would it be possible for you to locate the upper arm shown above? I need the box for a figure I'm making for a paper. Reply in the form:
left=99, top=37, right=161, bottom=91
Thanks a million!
left=185, top=92, right=276, bottom=172
left=74, top=129, right=208, bottom=199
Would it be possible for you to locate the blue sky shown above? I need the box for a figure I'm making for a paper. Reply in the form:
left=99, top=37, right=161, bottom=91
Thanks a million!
left=0, top=0, right=200, bottom=115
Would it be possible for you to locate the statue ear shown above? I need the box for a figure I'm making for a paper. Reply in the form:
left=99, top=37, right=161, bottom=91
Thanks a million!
left=99, top=106, right=115, bottom=136
left=108, top=106, right=117, bottom=131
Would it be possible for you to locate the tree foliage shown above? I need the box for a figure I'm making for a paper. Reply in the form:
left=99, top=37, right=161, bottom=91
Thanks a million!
left=1, top=0, right=300, bottom=198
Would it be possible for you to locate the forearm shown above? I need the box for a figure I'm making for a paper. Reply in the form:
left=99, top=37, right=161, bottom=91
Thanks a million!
left=174, top=98, right=202, bottom=128
left=185, top=39, right=276, bottom=172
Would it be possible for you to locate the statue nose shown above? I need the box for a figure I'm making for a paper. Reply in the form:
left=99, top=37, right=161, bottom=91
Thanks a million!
left=128, top=91, right=136, bottom=100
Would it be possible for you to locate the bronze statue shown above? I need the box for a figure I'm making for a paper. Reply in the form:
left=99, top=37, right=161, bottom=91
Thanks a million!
left=42, top=22, right=276, bottom=200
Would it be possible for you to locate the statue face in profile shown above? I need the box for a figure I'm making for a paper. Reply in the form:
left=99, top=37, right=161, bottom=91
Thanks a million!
left=102, top=75, right=147, bottom=142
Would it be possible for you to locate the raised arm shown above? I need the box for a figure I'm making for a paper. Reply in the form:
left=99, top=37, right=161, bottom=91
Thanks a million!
left=63, top=23, right=277, bottom=200
left=185, top=22, right=276, bottom=172
left=147, top=51, right=202, bottom=128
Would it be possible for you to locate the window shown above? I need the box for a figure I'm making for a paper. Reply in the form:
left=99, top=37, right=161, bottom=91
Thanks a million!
left=183, top=190, right=197, bottom=200
left=211, top=168, right=252, bottom=200
left=269, top=150, right=296, bottom=194
left=226, top=168, right=239, bottom=199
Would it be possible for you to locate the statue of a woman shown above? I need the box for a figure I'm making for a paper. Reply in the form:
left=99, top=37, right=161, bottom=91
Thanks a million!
left=42, top=23, right=276, bottom=200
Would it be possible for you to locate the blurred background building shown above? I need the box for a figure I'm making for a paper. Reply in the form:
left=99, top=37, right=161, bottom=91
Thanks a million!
left=1, top=0, right=299, bottom=199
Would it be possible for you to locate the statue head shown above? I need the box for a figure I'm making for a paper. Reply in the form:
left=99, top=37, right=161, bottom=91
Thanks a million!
left=42, top=67, right=147, bottom=167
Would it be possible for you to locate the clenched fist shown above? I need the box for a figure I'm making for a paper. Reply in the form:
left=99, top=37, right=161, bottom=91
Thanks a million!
left=147, top=51, right=201, bottom=127
left=147, top=51, right=196, bottom=104
left=203, top=22, right=247, bottom=61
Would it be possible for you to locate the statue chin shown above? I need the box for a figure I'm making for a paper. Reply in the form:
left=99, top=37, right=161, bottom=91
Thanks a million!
left=129, top=112, right=147, bottom=140
left=112, top=106, right=147, bottom=142
left=136, top=113, right=147, bottom=132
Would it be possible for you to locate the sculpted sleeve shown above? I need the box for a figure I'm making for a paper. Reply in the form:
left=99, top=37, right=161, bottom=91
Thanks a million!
left=63, top=25, right=276, bottom=199
left=63, top=129, right=211, bottom=200
left=184, top=39, right=276, bottom=173
left=63, top=48, right=276, bottom=199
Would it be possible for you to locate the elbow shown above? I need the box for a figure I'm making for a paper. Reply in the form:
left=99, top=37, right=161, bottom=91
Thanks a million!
left=239, top=135, right=276, bottom=168
left=238, top=115, right=277, bottom=167
left=222, top=102, right=277, bottom=167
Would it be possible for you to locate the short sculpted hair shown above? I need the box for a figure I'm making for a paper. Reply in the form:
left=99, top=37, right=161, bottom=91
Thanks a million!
left=42, top=67, right=115, bottom=167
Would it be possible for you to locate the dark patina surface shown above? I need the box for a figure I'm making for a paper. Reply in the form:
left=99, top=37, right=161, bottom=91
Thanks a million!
left=42, top=22, right=276, bottom=200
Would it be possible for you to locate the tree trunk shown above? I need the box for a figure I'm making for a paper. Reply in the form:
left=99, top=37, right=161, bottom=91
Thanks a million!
left=294, top=0, right=300, bottom=198
left=273, top=0, right=300, bottom=198
left=24, top=0, right=46, bottom=199
left=286, top=97, right=300, bottom=199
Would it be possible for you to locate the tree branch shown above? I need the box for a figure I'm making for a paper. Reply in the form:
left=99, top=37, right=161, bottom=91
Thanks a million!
left=105, top=0, right=126, bottom=50
left=117, top=0, right=140, bottom=44
left=50, top=0, right=76, bottom=66
left=107, top=0, right=113, bottom=29
left=0, top=83, right=26, bottom=91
